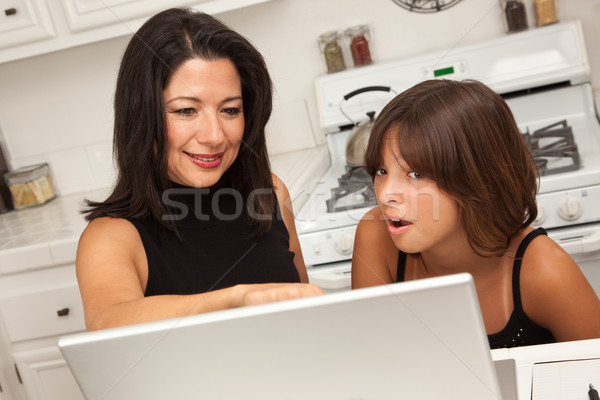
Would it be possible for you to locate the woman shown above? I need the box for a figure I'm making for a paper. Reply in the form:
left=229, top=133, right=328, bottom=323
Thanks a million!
left=77, top=8, right=322, bottom=331
left=352, top=79, right=600, bottom=348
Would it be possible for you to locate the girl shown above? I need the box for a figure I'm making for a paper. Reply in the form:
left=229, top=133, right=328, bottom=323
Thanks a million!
left=352, top=79, right=600, bottom=348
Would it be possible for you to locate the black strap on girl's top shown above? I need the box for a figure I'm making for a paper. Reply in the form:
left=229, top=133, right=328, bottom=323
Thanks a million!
left=396, top=251, right=407, bottom=283
left=512, top=227, right=548, bottom=310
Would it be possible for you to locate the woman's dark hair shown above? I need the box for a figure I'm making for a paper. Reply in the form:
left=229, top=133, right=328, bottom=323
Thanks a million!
left=83, top=8, right=275, bottom=236
left=364, top=79, right=538, bottom=256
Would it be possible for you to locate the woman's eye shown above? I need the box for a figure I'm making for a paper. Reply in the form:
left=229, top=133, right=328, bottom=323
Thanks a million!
left=174, top=108, right=195, bottom=116
left=222, top=107, right=242, bottom=116
left=375, top=168, right=387, bottom=176
left=408, top=171, right=423, bottom=179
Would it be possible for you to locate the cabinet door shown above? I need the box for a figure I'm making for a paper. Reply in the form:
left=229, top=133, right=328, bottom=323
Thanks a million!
left=60, top=0, right=200, bottom=32
left=13, top=347, right=84, bottom=400
left=0, top=0, right=55, bottom=49
left=60, top=0, right=274, bottom=32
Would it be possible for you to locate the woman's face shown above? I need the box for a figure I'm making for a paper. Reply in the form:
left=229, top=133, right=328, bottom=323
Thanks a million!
left=163, top=57, right=244, bottom=187
left=373, top=134, right=463, bottom=254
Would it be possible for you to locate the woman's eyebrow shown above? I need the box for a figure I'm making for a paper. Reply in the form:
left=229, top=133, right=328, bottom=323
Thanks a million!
left=164, top=96, right=201, bottom=105
left=164, top=95, right=242, bottom=105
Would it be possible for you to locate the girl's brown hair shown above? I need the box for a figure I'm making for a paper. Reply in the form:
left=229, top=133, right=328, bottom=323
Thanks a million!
left=365, top=79, right=538, bottom=256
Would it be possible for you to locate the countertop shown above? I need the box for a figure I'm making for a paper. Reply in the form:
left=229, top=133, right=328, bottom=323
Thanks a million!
left=0, top=146, right=330, bottom=276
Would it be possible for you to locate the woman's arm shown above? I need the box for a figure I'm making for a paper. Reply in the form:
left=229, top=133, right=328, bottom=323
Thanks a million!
left=521, top=235, right=600, bottom=342
left=351, top=207, right=397, bottom=289
left=76, top=217, right=322, bottom=330
left=272, top=173, right=310, bottom=283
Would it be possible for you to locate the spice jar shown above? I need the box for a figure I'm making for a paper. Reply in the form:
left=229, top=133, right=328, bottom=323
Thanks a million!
left=500, top=0, right=528, bottom=33
left=345, top=25, right=373, bottom=67
left=319, top=31, right=346, bottom=74
left=534, top=0, right=558, bottom=26
left=4, top=163, right=55, bottom=210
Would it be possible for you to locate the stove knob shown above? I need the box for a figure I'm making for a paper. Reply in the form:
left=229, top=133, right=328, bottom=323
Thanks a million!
left=532, top=203, right=546, bottom=226
left=334, top=233, right=354, bottom=255
left=557, top=196, right=583, bottom=221
left=312, top=243, right=321, bottom=255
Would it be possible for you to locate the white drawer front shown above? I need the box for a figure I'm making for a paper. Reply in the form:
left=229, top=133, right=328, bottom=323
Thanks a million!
left=0, top=285, right=85, bottom=342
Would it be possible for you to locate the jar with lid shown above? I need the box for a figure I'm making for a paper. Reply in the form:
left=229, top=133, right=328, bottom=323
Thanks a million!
left=500, top=0, right=528, bottom=33
left=319, top=31, right=346, bottom=74
left=4, top=163, right=55, bottom=210
left=345, top=25, right=373, bottom=67
left=534, top=0, right=558, bottom=26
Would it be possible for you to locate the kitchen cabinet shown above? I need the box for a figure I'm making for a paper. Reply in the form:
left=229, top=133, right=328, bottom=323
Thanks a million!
left=0, top=265, right=86, bottom=400
left=13, top=347, right=84, bottom=400
left=0, top=0, right=55, bottom=50
left=0, top=0, right=274, bottom=64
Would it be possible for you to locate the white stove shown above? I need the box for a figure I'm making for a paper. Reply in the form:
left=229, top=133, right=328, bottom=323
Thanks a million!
left=298, top=20, right=600, bottom=294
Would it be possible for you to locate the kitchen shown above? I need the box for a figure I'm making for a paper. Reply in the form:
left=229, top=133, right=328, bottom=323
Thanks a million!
left=0, top=0, right=600, bottom=399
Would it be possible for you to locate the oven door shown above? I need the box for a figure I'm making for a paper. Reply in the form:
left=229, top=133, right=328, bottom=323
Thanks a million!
left=548, top=223, right=600, bottom=298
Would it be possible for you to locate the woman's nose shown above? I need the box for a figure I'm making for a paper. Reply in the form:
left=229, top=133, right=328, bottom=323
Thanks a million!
left=195, top=111, right=225, bottom=144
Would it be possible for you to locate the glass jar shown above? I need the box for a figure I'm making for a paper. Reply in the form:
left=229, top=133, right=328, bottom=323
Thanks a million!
left=534, top=0, right=558, bottom=26
left=4, top=163, right=55, bottom=210
left=500, top=0, right=528, bottom=33
left=345, top=25, right=373, bottom=67
left=319, top=31, right=346, bottom=74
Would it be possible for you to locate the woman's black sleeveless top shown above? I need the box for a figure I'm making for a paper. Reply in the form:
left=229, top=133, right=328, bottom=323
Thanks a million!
left=396, top=228, right=556, bottom=349
left=127, top=177, right=299, bottom=296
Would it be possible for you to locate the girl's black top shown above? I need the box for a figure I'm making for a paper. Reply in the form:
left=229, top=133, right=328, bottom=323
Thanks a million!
left=396, top=227, right=556, bottom=349
left=127, top=175, right=300, bottom=296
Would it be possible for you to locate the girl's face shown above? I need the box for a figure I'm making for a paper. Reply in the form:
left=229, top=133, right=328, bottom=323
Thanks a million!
left=374, top=135, right=463, bottom=254
left=163, top=57, right=244, bottom=188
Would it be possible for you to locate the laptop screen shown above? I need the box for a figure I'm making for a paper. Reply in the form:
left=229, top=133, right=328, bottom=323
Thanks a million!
left=59, top=273, right=502, bottom=399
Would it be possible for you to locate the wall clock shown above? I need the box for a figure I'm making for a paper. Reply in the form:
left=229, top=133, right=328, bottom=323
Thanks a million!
left=391, top=0, right=464, bottom=13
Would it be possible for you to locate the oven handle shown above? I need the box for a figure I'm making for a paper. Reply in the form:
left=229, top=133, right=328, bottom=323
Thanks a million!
left=557, top=230, right=600, bottom=255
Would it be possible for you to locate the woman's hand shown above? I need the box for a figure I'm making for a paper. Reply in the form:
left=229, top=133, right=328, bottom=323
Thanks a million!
left=235, top=283, right=325, bottom=307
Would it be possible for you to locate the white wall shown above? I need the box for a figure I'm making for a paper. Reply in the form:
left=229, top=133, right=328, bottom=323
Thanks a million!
left=0, top=0, right=598, bottom=195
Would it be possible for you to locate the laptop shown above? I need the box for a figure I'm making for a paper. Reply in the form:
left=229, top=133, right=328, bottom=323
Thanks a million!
left=59, top=273, right=502, bottom=400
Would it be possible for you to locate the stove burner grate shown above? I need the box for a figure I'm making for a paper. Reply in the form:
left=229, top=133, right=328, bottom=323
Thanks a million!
left=522, top=120, right=580, bottom=176
left=326, top=166, right=377, bottom=213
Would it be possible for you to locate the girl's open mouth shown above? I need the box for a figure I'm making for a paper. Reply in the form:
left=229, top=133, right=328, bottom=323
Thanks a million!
left=386, top=216, right=413, bottom=235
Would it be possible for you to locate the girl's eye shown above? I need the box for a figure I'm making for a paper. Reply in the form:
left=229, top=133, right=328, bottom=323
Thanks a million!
left=375, top=168, right=387, bottom=176
left=408, top=171, right=423, bottom=179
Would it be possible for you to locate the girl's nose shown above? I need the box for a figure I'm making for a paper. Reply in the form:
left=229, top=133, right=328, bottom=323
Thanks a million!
left=377, top=177, right=406, bottom=206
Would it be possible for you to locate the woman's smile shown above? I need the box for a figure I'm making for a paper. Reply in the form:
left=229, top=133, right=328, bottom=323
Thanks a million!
left=185, top=152, right=224, bottom=169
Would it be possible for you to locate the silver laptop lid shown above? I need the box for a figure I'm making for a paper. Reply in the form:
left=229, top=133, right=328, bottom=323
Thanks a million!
left=59, top=273, right=502, bottom=400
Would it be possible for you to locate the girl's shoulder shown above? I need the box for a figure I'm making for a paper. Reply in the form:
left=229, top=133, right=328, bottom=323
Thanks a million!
left=519, top=229, right=600, bottom=340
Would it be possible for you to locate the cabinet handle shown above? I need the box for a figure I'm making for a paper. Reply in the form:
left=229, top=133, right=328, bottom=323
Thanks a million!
left=4, top=8, right=17, bottom=16
left=57, top=307, right=70, bottom=317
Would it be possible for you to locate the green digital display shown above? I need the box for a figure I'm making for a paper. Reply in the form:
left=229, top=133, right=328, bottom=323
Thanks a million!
left=434, top=66, right=455, bottom=77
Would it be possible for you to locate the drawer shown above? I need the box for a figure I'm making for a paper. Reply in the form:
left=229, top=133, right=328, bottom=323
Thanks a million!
left=0, top=284, right=85, bottom=342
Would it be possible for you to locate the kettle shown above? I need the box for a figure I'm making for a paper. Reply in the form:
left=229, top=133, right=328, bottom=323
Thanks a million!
left=346, top=110, right=376, bottom=167
left=340, top=86, right=394, bottom=167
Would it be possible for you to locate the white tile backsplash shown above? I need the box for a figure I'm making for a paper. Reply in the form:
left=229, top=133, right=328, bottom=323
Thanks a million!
left=8, top=141, right=114, bottom=196
left=266, top=99, right=316, bottom=155
left=85, top=141, right=115, bottom=189
left=45, top=148, right=97, bottom=195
